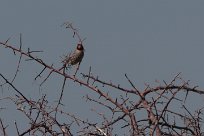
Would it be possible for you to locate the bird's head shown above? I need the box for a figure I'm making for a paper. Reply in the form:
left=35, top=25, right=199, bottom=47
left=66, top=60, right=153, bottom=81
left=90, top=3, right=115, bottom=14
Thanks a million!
left=76, top=43, right=84, bottom=51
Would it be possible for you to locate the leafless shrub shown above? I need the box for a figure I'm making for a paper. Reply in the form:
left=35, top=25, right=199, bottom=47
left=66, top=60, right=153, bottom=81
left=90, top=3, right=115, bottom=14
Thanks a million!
left=0, top=23, right=204, bottom=136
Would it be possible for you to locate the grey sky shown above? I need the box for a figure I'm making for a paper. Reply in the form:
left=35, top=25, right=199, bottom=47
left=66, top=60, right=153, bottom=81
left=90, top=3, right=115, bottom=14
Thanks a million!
left=0, top=1, right=204, bottom=135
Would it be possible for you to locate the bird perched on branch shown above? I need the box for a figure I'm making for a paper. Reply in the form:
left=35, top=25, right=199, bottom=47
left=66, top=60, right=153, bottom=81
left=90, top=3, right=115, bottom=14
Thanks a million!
left=63, top=43, right=84, bottom=67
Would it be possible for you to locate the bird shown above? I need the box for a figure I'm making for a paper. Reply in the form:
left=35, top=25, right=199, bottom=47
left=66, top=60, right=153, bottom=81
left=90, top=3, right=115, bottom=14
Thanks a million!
left=63, top=43, right=84, bottom=67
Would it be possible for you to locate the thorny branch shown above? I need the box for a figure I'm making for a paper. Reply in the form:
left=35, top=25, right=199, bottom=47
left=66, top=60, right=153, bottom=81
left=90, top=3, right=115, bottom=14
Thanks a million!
left=0, top=33, right=204, bottom=135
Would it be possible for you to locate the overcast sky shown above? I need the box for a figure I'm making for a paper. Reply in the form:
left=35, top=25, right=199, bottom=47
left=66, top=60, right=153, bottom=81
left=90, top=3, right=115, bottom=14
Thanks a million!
left=0, top=1, right=204, bottom=135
